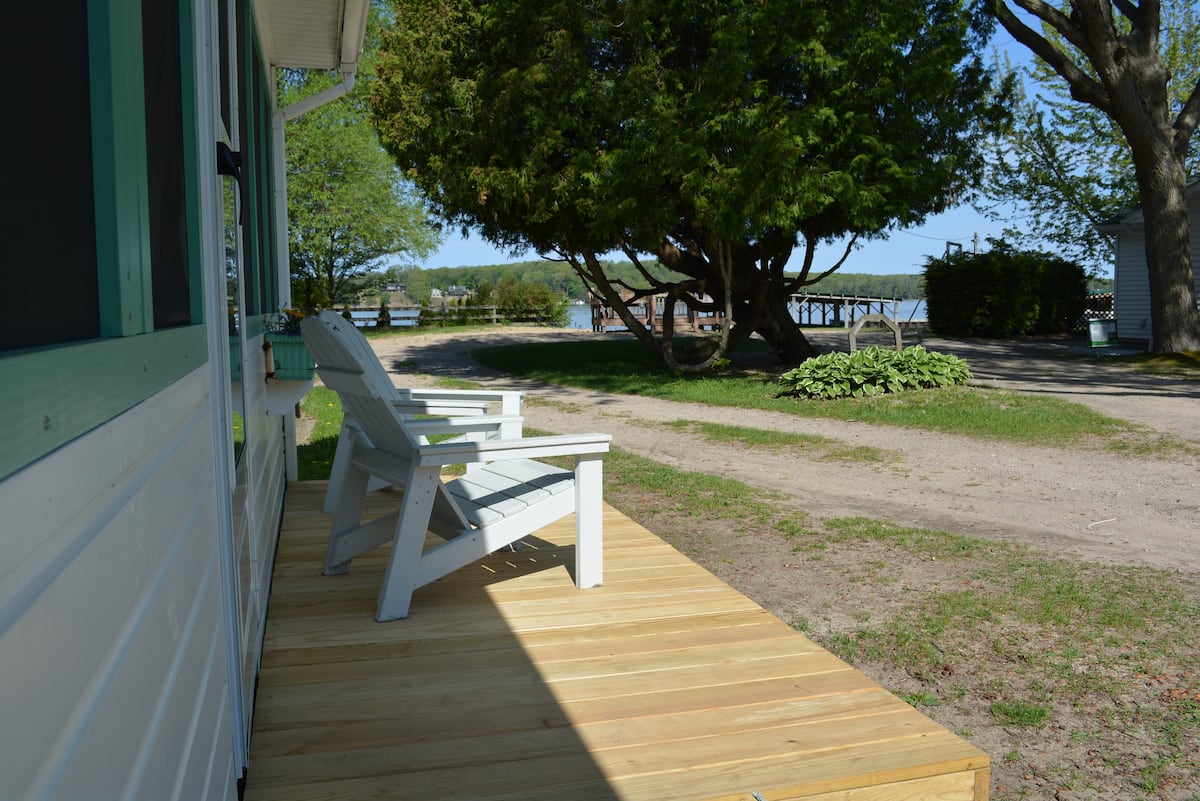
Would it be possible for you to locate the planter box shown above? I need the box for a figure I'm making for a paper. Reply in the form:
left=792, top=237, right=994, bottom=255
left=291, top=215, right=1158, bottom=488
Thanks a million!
left=230, top=338, right=242, bottom=382
left=266, top=335, right=316, bottom=380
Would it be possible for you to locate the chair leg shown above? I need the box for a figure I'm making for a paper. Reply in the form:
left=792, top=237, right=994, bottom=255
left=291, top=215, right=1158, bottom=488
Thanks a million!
left=376, top=469, right=443, bottom=621
left=323, top=421, right=360, bottom=514
left=324, top=463, right=371, bottom=575
left=573, top=454, right=604, bottom=589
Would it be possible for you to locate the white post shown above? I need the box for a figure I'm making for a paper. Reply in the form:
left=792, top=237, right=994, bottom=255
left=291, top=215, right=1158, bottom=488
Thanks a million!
left=573, top=454, right=605, bottom=589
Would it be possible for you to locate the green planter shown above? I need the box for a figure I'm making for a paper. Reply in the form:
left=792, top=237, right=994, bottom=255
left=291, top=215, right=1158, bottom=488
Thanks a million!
left=229, top=337, right=242, bottom=382
left=266, top=335, right=316, bottom=380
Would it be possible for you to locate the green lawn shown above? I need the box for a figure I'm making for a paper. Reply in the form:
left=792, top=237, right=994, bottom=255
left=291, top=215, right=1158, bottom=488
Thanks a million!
left=471, top=338, right=1152, bottom=450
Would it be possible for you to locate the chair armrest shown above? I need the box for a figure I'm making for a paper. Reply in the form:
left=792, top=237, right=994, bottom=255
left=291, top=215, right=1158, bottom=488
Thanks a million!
left=415, top=433, right=611, bottom=467
left=401, top=388, right=523, bottom=416
left=390, top=398, right=490, bottom=416
left=404, top=415, right=524, bottom=438
left=402, top=388, right=523, bottom=404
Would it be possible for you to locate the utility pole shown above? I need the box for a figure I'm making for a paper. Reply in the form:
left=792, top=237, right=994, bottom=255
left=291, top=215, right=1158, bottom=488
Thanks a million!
left=972, top=232, right=979, bottom=254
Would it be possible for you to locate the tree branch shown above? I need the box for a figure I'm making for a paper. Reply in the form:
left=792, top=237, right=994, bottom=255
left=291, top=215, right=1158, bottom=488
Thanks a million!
left=993, top=0, right=1112, bottom=113
left=1110, top=0, right=1139, bottom=19
left=788, top=235, right=859, bottom=293
left=1175, top=76, right=1200, bottom=157
left=1008, top=0, right=1088, bottom=50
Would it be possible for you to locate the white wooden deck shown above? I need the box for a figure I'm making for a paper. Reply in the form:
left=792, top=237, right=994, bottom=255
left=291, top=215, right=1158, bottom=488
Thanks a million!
left=244, top=481, right=989, bottom=800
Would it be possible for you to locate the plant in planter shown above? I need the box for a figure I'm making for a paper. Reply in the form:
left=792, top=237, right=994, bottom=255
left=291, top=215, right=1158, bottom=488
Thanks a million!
left=264, top=309, right=315, bottom=380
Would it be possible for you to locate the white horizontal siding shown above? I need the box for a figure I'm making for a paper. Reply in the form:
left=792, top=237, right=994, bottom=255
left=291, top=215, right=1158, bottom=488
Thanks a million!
left=1113, top=189, right=1200, bottom=342
left=1193, top=200, right=1200, bottom=302
left=1114, top=230, right=1152, bottom=340
left=0, top=369, right=235, bottom=801
left=233, top=334, right=288, bottom=736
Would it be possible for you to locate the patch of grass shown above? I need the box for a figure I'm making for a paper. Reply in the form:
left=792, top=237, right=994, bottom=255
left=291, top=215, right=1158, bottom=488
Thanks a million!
left=990, top=700, right=1052, bottom=727
left=660, top=420, right=892, bottom=463
left=901, top=690, right=941, bottom=708
left=822, top=517, right=984, bottom=559
left=1118, top=350, right=1200, bottom=379
left=473, top=339, right=1143, bottom=448
left=297, top=386, right=343, bottom=480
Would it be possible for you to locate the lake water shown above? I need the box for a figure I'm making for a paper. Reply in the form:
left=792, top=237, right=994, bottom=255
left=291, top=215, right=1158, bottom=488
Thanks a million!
left=564, top=299, right=927, bottom=330
left=348, top=300, right=927, bottom=330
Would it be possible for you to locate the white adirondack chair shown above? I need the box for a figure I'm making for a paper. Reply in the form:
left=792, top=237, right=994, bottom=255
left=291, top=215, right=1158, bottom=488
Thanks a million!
left=301, top=312, right=611, bottom=620
left=316, top=310, right=524, bottom=513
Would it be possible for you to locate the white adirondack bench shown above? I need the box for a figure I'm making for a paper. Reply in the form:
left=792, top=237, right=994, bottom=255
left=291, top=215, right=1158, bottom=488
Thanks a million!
left=301, top=312, right=611, bottom=620
left=316, top=310, right=524, bottom=513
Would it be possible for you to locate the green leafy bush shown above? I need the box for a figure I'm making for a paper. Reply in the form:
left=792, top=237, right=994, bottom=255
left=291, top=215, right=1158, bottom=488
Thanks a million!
left=922, top=241, right=1087, bottom=337
left=778, top=346, right=972, bottom=400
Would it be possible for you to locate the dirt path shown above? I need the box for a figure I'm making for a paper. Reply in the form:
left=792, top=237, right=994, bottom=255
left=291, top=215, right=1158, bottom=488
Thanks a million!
left=372, top=327, right=1200, bottom=575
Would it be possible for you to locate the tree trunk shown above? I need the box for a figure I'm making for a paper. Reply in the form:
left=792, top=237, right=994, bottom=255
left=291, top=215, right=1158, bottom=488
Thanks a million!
left=755, top=294, right=817, bottom=363
left=1131, top=152, right=1200, bottom=353
left=988, top=2, right=1200, bottom=353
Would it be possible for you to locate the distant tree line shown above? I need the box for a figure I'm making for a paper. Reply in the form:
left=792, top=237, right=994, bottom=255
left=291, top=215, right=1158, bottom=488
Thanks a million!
left=386, top=261, right=933, bottom=303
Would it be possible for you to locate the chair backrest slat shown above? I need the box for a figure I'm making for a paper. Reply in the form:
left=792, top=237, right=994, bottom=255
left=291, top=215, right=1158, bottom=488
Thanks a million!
left=317, top=311, right=399, bottom=396
left=301, top=314, right=418, bottom=460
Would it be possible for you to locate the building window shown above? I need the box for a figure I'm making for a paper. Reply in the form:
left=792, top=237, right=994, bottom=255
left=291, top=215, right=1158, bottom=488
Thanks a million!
left=1, top=4, right=100, bottom=351
left=143, top=0, right=192, bottom=329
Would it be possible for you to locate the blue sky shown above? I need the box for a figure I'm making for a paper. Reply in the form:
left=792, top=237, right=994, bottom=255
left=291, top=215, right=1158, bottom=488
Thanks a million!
left=417, top=204, right=1016, bottom=277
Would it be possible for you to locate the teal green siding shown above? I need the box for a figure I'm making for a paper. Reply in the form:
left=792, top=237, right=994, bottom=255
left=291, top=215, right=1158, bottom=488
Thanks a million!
left=3, top=326, right=207, bottom=480
left=0, top=0, right=211, bottom=480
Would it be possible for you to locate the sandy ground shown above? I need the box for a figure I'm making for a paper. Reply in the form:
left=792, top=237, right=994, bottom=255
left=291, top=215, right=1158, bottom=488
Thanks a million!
left=371, top=326, right=1200, bottom=576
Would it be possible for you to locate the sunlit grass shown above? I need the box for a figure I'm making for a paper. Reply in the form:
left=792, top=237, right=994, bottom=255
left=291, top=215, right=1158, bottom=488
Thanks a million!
left=473, top=339, right=1143, bottom=448
left=296, top=386, right=343, bottom=480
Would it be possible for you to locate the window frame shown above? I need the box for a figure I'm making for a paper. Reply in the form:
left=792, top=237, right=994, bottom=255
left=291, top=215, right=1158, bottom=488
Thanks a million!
left=1, top=0, right=208, bottom=480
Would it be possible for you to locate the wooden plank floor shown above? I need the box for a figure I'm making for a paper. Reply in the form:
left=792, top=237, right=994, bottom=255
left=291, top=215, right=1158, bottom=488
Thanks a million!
left=245, top=482, right=988, bottom=801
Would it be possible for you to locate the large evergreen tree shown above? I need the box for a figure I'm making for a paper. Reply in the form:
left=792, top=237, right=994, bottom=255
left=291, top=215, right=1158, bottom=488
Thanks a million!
left=371, top=0, right=1005, bottom=367
left=986, top=0, right=1200, bottom=353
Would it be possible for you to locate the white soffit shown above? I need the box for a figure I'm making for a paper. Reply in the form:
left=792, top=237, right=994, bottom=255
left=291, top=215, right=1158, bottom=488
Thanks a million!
left=258, top=0, right=344, bottom=70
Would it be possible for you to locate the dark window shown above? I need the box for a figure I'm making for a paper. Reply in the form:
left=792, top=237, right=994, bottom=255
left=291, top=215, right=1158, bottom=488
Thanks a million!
left=253, top=49, right=275, bottom=314
left=236, top=0, right=259, bottom=316
left=1, top=5, right=99, bottom=351
left=219, top=0, right=232, bottom=136
left=143, top=0, right=192, bottom=329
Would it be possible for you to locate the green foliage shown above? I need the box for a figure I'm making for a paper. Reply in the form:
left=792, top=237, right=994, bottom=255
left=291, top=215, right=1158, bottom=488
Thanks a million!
left=296, top=387, right=343, bottom=480
left=922, top=243, right=1087, bottom=337
left=370, top=0, right=1005, bottom=362
left=490, top=275, right=569, bottom=326
left=981, top=1, right=1200, bottom=272
left=989, top=700, right=1051, bottom=728
left=777, top=346, right=971, bottom=400
left=282, top=6, right=439, bottom=309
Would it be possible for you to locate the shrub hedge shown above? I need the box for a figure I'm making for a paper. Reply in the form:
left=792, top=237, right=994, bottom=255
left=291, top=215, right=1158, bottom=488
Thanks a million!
left=922, top=243, right=1087, bottom=337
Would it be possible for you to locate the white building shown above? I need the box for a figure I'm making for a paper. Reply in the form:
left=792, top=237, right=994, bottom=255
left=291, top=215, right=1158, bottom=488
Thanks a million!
left=1, top=2, right=367, bottom=797
left=1097, top=176, right=1200, bottom=346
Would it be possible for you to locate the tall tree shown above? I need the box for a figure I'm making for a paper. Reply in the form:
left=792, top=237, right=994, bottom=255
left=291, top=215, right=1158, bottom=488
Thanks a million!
left=987, top=0, right=1200, bottom=353
left=282, top=10, right=439, bottom=310
left=980, top=1, right=1199, bottom=273
left=371, top=0, right=1005, bottom=367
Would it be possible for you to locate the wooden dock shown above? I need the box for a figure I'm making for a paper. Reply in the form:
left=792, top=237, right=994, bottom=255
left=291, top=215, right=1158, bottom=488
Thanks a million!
left=245, top=482, right=988, bottom=800
left=790, top=294, right=901, bottom=328
left=590, top=293, right=724, bottom=333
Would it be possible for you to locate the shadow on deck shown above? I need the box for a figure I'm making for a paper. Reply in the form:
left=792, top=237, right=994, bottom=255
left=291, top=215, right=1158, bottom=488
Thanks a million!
left=244, top=481, right=988, bottom=801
